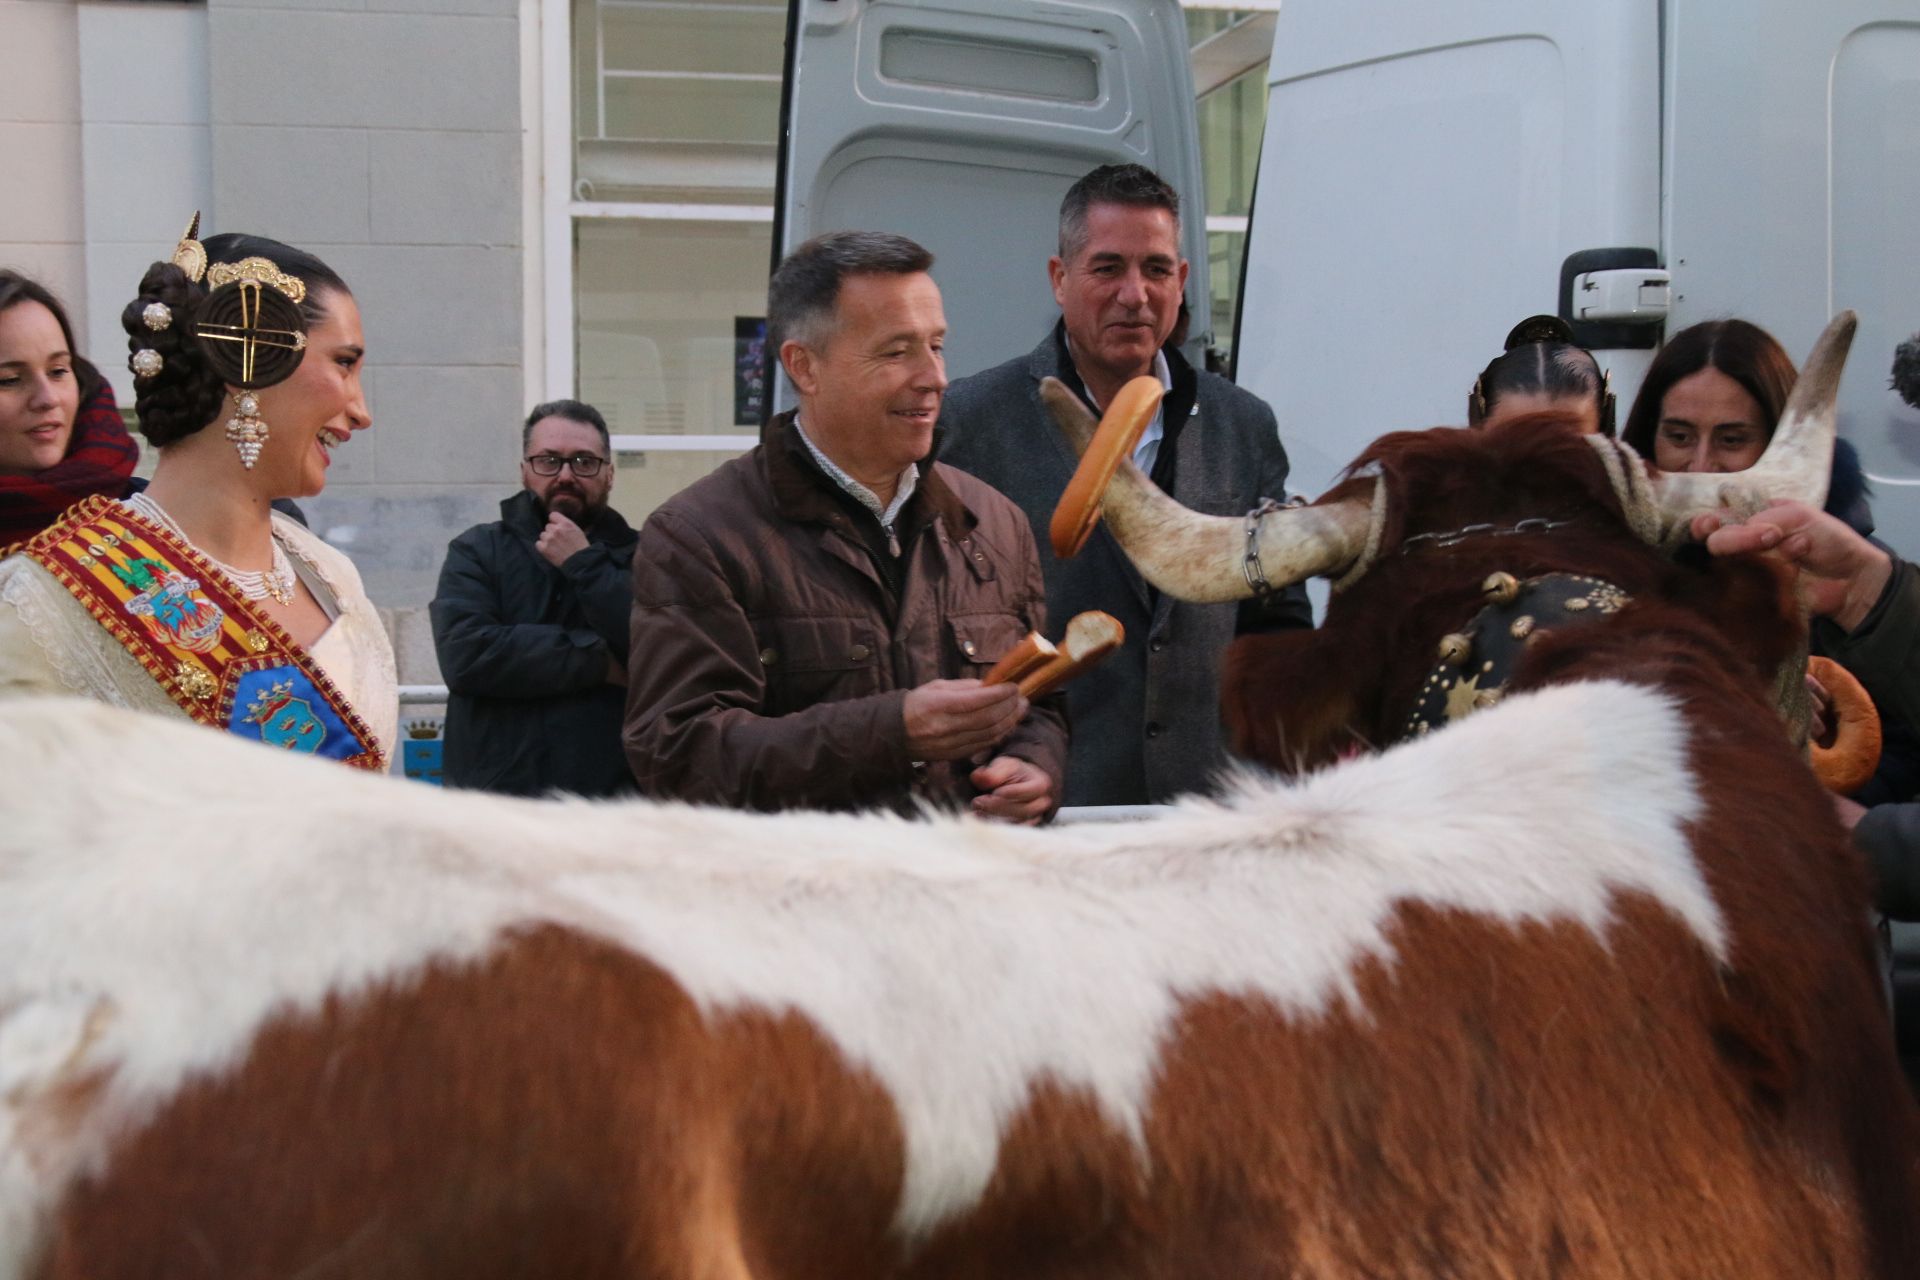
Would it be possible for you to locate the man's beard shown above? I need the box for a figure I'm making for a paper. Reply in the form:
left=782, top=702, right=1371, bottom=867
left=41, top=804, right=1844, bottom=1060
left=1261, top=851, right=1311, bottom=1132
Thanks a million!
left=540, top=486, right=595, bottom=521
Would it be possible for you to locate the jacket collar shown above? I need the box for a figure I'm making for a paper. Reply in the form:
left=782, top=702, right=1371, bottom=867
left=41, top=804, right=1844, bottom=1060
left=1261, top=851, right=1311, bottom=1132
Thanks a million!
left=500, top=487, right=637, bottom=545
left=1028, top=318, right=1197, bottom=410
left=762, top=411, right=975, bottom=539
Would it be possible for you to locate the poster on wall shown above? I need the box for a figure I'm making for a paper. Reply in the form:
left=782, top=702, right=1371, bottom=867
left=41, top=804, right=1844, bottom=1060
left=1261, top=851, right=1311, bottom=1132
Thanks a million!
left=735, top=317, right=768, bottom=426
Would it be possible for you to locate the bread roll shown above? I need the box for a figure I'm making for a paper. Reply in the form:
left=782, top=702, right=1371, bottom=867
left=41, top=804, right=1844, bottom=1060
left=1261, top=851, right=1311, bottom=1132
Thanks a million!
left=1019, top=611, right=1125, bottom=699
left=1049, top=375, right=1165, bottom=558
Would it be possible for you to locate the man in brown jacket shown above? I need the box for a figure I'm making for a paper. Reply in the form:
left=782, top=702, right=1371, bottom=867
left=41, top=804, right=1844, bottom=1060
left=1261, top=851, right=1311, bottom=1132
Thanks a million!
left=622, top=231, right=1067, bottom=819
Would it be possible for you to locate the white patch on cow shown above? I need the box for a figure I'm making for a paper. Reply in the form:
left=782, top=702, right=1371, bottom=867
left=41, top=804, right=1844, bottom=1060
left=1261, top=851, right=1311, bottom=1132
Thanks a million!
left=0, top=681, right=1715, bottom=1264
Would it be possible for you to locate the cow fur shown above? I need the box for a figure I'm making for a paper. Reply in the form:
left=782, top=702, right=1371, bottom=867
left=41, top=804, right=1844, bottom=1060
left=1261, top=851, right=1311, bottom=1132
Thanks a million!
left=1, top=662, right=1915, bottom=1276
left=1224, top=415, right=1806, bottom=771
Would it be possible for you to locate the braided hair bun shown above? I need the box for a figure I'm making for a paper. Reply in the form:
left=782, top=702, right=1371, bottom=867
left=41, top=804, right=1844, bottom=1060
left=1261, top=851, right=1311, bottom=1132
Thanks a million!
left=118, top=232, right=351, bottom=447
left=121, top=261, right=224, bottom=447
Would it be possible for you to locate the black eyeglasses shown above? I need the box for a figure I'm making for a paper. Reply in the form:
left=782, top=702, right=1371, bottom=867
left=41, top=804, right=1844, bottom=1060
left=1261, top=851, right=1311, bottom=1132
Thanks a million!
left=525, top=452, right=608, bottom=477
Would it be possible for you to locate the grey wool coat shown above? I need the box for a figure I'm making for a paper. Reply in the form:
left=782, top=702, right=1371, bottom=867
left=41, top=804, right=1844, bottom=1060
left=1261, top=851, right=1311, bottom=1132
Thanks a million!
left=939, top=326, right=1311, bottom=807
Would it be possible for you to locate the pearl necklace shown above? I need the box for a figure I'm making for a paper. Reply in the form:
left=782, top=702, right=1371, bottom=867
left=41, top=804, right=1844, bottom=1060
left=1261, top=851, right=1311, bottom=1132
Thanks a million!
left=126, top=492, right=298, bottom=606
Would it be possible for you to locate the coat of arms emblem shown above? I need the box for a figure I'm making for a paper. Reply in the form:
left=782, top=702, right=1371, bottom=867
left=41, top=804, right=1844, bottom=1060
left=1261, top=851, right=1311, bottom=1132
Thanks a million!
left=244, top=678, right=328, bottom=753
left=113, top=556, right=225, bottom=654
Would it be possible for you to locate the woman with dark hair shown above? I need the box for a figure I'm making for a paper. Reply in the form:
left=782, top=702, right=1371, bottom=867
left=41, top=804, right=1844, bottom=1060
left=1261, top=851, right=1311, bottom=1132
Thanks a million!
left=1623, top=315, right=1875, bottom=536
left=0, top=219, right=396, bottom=767
left=1468, top=315, right=1614, bottom=436
left=0, top=271, right=141, bottom=545
left=1629, top=316, right=1910, bottom=799
left=1620, top=318, right=1796, bottom=471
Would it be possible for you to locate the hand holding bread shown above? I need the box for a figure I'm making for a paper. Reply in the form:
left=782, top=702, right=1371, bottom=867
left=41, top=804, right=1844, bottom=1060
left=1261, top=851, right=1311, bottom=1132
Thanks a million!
left=982, top=613, right=1127, bottom=701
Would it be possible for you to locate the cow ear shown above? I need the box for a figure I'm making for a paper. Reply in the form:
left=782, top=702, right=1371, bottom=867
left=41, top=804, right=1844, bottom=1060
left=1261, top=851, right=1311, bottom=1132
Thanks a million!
left=1667, top=546, right=1804, bottom=686
left=1221, top=631, right=1366, bottom=774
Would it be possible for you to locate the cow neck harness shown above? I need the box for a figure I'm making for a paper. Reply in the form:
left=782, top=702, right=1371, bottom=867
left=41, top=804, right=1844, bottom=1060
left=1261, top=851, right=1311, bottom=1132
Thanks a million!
left=1399, top=569, right=1633, bottom=741
left=1398, top=516, right=1578, bottom=551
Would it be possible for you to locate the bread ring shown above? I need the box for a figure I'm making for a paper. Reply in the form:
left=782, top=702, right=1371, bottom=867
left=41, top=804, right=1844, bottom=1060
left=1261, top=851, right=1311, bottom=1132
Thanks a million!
left=1019, top=611, right=1125, bottom=700
left=1049, top=375, right=1164, bottom=559
left=982, top=632, right=1057, bottom=687
left=1807, top=655, right=1881, bottom=794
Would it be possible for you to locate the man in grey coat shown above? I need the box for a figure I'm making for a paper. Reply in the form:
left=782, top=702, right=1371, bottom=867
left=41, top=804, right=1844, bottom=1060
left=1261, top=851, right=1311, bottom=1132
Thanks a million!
left=939, top=163, right=1311, bottom=807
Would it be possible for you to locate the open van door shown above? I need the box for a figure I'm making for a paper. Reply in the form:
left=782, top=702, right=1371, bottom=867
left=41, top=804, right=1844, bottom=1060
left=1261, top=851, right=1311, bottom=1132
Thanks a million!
left=776, top=0, right=1208, bottom=386
left=1666, top=0, right=1920, bottom=555
left=1235, top=2, right=1662, bottom=499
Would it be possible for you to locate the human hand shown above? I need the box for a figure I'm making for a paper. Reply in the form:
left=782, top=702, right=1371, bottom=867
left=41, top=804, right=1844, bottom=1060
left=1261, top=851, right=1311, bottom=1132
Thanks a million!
left=1692, top=501, right=1892, bottom=630
left=536, top=513, right=591, bottom=567
left=1833, top=793, right=1868, bottom=831
left=1806, top=672, right=1833, bottom=746
left=969, top=755, right=1054, bottom=824
left=903, top=679, right=1027, bottom=761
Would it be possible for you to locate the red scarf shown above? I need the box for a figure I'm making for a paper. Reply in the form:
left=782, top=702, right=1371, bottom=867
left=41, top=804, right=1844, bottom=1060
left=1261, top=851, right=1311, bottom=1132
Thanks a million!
left=0, top=380, right=140, bottom=549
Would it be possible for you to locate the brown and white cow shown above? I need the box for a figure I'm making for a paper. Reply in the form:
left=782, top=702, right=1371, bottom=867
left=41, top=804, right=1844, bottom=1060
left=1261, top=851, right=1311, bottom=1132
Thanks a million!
left=2, top=317, right=1915, bottom=1278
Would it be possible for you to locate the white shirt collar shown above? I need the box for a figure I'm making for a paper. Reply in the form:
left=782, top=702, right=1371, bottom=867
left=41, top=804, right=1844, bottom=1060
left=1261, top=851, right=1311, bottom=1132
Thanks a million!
left=792, top=415, right=919, bottom=536
left=1064, top=339, right=1176, bottom=474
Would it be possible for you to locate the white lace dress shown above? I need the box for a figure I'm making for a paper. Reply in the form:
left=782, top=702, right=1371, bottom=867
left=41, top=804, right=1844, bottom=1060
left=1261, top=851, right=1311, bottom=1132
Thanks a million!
left=0, top=511, right=398, bottom=762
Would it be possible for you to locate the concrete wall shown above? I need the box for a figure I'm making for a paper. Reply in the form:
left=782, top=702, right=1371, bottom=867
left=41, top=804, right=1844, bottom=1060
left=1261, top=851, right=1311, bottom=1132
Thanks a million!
left=1, top=0, right=534, bottom=685
left=202, top=0, right=528, bottom=614
left=0, top=0, right=87, bottom=326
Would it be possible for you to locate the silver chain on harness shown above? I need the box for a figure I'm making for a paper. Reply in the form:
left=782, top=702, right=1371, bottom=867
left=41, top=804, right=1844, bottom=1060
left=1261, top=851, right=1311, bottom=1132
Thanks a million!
left=1242, top=495, right=1306, bottom=596
left=1398, top=516, right=1577, bottom=552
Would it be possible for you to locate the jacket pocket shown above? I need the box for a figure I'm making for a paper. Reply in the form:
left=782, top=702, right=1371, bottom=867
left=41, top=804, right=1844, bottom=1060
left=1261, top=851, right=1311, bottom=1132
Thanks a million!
left=947, top=612, right=1030, bottom=681
left=756, top=616, right=884, bottom=715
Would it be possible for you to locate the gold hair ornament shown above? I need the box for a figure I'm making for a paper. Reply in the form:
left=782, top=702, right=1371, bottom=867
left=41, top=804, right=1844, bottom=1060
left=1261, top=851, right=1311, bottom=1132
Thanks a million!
left=171, top=213, right=207, bottom=283
left=194, top=277, right=309, bottom=390
left=206, top=257, right=308, bottom=306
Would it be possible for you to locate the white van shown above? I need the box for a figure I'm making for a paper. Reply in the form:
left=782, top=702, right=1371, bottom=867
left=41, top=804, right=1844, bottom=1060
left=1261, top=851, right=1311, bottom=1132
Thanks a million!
left=778, top=0, right=1920, bottom=548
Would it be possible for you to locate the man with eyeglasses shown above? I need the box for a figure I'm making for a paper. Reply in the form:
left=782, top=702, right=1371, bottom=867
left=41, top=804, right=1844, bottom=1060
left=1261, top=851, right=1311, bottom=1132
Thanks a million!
left=430, top=398, right=640, bottom=796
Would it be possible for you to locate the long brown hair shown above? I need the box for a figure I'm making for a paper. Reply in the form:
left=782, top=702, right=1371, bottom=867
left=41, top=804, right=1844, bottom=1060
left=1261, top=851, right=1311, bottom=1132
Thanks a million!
left=0, top=269, right=103, bottom=402
left=1621, top=319, right=1796, bottom=460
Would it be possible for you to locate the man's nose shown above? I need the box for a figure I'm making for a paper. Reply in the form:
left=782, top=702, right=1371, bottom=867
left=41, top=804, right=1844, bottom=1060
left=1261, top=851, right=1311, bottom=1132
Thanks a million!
left=915, top=349, right=947, bottom=393
left=1115, top=269, right=1148, bottom=308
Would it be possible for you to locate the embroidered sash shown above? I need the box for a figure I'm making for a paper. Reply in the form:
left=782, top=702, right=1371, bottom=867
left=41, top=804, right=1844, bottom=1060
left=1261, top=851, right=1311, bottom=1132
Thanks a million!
left=20, top=495, right=386, bottom=771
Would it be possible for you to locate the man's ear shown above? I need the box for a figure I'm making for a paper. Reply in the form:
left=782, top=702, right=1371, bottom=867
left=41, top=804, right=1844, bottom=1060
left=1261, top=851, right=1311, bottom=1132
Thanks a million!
left=1048, top=256, right=1068, bottom=309
left=1175, top=257, right=1190, bottom=293
left=781, top=339, right=817, bottom=397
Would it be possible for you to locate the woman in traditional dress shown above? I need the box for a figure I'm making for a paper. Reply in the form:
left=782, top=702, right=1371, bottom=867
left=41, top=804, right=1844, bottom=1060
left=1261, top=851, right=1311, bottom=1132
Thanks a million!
left=0, top=271, right=141, bottom=546
left=0, top=219, right=396, bottom=768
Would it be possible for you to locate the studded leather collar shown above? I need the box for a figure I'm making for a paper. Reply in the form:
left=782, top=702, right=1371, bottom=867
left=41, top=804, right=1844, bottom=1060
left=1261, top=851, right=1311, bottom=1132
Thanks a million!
left=1400, top=571, right=1632, bottom=741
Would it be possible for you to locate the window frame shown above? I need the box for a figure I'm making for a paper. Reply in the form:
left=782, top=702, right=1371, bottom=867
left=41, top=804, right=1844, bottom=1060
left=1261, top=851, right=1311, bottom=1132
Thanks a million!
left=539, top=0, right=774, bottom=455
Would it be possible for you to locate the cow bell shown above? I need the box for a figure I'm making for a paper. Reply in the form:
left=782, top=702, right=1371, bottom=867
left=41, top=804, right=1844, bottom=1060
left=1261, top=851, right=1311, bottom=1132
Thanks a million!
left=1482, top=572, right=1520, bottom=605
left=1437, top=633, right=1471, bottom=665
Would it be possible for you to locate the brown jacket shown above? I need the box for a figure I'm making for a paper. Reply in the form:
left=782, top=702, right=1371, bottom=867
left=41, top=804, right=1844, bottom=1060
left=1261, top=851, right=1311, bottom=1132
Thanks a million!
left=622, top=413, right=1068, bottom=815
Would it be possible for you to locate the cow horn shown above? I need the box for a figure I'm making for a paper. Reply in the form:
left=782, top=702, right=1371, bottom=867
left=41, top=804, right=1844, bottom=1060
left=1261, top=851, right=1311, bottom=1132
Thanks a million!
left=1652, top=311, right=1857, bottom=538
left=1041, top=377, right=1368, bottom=602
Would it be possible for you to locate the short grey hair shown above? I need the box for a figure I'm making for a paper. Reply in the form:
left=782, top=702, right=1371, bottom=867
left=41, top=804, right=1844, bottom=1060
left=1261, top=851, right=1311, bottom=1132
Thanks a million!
left=1057, top=163, right=1182, bottom=262
left=767, top=231, right=934, bottom=352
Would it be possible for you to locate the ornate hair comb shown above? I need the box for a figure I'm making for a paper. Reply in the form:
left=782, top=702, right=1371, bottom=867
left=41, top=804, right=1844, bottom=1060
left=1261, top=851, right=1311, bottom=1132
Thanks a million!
left=171, top=212, right=207, bottom=283
left=206, top=257, right=307, bottom=306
